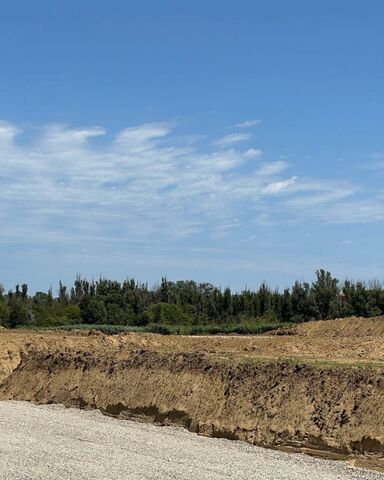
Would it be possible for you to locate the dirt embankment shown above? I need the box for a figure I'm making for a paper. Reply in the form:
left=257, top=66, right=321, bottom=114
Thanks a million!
left=1, top=317, right=384, bottom=470
left=284, top=316, right=384, bottom=338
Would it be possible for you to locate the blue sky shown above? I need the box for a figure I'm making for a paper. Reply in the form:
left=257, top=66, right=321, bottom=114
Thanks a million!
left=0, top=0, right=383, bottom=292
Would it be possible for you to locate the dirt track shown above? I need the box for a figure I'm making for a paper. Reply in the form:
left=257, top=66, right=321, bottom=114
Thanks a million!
left=1, top=401, right=383, bottom=480
left=1, top=316, right=384, bottom=471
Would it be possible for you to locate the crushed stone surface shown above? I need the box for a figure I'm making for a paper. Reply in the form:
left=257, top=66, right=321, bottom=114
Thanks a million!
left=0, top=401, right=382, bottom=480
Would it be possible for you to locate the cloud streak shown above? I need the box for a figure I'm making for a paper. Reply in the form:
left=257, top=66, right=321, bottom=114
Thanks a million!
left=0, top=120, right=382, bottom=252
left=234, top=120, right=261, bottom=128
left=214, top=132, right=250, bottom=147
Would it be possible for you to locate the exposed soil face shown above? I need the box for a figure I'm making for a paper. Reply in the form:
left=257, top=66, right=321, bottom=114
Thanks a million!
left=1, top=317, right=384, bottom=470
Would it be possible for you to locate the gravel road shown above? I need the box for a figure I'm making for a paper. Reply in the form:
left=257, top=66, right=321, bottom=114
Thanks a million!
left=0, top=401, right=382, bottom=480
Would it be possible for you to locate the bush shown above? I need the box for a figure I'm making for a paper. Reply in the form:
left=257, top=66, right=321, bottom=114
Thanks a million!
left=147, top=303, right=191, bottom=325
left=79, top=297, right=107, bottom=324
left=63, top=304, right=82, bottom=323
left=105, top=304, right=127, bottom=325
left=145, top=324, right=171, bottom=335
left=290, top=314, right=305, bottom=324
left=9, top=303, right=29, bottom=328
left=131, top=311, right=150, bottom=327
left=44, top=315, right=71, bottom=327
left=0, top=302, right=10, bottom=326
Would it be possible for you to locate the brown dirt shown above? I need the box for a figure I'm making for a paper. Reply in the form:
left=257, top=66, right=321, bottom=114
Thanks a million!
left=285, top=316, right=384, bottom=338
left=1, top=317, right=384, bottom=470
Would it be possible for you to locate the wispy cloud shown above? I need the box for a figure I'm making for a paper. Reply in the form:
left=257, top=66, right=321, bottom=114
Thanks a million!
left=214, top=132, right=250, bottom=147
left=0, top=120, right=382, bottom=254
left=360, top=153, right=384, bottom=173
left=234, top=120, right=261, bottom=128
left=244, top=148, right=262, bottom=159
left=262, top=177, right=297, bottom=195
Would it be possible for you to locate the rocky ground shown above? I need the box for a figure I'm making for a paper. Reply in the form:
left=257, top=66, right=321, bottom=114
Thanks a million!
left=1, top=401, right=383, bottom=480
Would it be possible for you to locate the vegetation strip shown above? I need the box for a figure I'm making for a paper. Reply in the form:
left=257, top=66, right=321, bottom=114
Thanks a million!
left=1, top=270, right=384, bottom=332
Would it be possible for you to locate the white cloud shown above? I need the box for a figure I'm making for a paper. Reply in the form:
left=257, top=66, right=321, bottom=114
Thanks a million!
left=341, top=240, right=355, bottom=245
left=244, top=148, right=262, bottom=159
left=214, top=133, right=250, bottom=147
left=0, top=119, right=382, bottom=253
left=0, top=121, right=21, bottom=145
left=235, top=120, right=261, bottom=128
left=40, top=124, right=106, bottom=149
left=115, top=123, right=170, bottom=146
left=262, top=177, right=297, bottom=194
left=256, top=161, right=288, bottom=176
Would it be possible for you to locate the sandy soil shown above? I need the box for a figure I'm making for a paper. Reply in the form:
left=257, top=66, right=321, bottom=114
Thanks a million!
left=282, top=315, right=384, bottom=338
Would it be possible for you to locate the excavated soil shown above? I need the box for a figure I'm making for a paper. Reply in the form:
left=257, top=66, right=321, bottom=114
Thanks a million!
left=1, top=316, right=384, bottom=471
left=283, top=316, right=384, bottom=338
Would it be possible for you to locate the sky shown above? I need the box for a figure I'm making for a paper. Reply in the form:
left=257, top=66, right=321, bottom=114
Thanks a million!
left=0, top=0, right=383, bottom=293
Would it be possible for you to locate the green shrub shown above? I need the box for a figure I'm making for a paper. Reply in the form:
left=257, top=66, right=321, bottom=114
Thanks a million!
left=145, top=324, right=171, bottom=335
left=0, top=302, right=10, bottom=326
left=9, top=303, right=29, bottom=329
left=146, top=303, right=190, bottom=325
left=64, top=304, right=81, bottom=323
left=80, top=297, right=107, bottom=324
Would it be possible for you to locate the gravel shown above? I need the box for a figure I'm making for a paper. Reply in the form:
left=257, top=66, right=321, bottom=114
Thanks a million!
left=0, top=401, right=382, bottom=480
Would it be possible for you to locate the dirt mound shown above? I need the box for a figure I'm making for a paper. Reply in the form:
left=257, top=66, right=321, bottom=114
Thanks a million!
left=0, top=329, right=162, bottom=380
left=288, top=316, right=384, bottom=338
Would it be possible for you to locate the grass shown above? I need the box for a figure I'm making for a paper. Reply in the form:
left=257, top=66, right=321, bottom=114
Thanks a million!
left=20, top=321, right=291, bottom=336
left=162, top=322, right=291, bottom=336
left=24, top=324, right=146, bottom=334
left=218, top=353, right=384, bottom=370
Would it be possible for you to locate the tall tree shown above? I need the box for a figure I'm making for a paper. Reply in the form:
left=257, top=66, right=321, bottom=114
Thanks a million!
left=311, top=270, right=339, bottom=320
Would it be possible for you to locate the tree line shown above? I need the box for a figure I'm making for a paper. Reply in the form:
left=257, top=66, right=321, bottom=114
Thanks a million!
left=0, top=270, right=383, bottom=329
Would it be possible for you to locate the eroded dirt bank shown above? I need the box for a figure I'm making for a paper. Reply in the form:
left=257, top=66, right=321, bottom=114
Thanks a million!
left=1, top=318, right=384, bottom=471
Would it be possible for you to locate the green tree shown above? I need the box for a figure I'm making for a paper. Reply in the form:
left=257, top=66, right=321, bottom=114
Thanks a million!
left=311, top=270, right=339, bottom=320
left=223, top=287, right=232, bottom=316
left=291, top=281, right=316, bottom=322
left=79, top=297, right=107, bottom=324
left=0, top=302, right=9, bottom=326
left=58, top=281, right=69, bottom=305
left=280, top=288, right=292, bottom=322
left=21, top=283, right=28, bottom=299
left=9, top=303, right=29, bottom=328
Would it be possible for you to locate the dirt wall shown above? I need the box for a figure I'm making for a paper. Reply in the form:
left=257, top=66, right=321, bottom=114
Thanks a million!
left=1, top=348, right=384, bottom=469
left=1, top=323, right=384, bottom=470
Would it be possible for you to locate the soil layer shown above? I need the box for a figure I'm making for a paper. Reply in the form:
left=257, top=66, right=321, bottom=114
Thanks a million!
left=1, top=317, right=384, bottom=471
